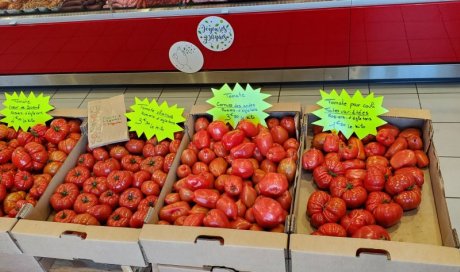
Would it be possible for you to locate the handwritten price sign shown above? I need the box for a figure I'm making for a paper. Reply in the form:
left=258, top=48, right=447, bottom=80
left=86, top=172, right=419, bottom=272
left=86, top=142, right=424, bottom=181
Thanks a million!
left=312, top=90, right=388, bottom=139
left=126, top=98, right=185, bottom=141
left=1, top=91, right=54, bottom=131
left=207, top=83, right=272, bottom=128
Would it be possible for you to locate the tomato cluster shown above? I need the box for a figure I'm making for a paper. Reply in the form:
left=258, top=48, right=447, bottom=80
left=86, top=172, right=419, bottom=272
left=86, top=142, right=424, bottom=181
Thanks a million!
left=302, top=124, right=429, bottom=240
left=50, top=132, right=183, bottom=228
left=158, top=116, right=299, bottom=231
left=0, top=119, right=81, bottom=217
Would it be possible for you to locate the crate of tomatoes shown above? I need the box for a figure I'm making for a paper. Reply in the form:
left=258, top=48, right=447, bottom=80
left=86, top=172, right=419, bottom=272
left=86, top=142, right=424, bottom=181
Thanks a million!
left=289, top=107, right=460, bottom=272
left=0, top=109, right=86, bottom=255
left=10, top=118, right=186, bottom=267
left=139, top=103, right=302, bottom=272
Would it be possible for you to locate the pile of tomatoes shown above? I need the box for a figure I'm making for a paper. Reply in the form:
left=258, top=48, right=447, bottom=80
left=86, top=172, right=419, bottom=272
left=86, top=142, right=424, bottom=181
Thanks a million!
left=0, top=118, right=82, bottom=217
left=49, top=132, right=182, bottom=228
left=158, top=115, right=299, bottom=231
left=302, top=124, right=430, bottom=240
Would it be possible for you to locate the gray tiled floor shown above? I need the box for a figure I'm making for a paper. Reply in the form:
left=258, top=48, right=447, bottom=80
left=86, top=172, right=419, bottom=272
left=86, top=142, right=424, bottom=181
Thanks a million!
left=3, top=81, right=460, bottom=242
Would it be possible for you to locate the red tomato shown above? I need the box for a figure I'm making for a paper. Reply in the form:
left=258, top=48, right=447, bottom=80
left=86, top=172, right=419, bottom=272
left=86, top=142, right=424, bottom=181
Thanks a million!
left=129, top=209, right=148, bottom=228
left=323, top=134, right=340, bottom=153
left=203, top=209, right=230, bottom=228
left=345, top=168, right=367, bottom=181
left=159, top=201, right=191, bottom=223
left=312, top=223, right=347, bottom=237
left=182, top=213, right=206, bottom=227
left=342, top=159, right=366, bottom=170
left=348, top=137, right=366, bottom=160
left=192, top=162, right=209, bottom=175
left=49, top=150, right=67, bottom=163
left=93, top=158, right=121, bottom=177
left=125, top=139, right=145, bottom=154
left=71, top=213, right=100, bottom=226
left=119, top=188, right=143, bottom=211
left=258, top=172, right=288, bottom=198
left=376, top=129, right=396, bottom=147
left=208, top=157, right=228, bottom=178
left=77, top=153, right=95, bottom=169
left=0, top=184, right=6, bottom=202
left=340, top=209, right=375, bottom=236
left=276, top=190, right=292, bottom=211
left=178, top=188, right=194, bottom=202
left=13, top=171, right=34, bottom=191
left=366, top=192, right=403, bottom=228
left=92, top=147, right=109, bottom=161
left=180, top=149, right=197, bottom=167
left=385, top=137, right=408, bottom=158
left=406, top=135, right=423, bottom=150
left=231, top=159, right=254, bottom=179
left=142, top=143, right=156, bottom=158
left=184, top=174, right=213, bottom=190
left=385, top=174, right=415, bottom=196
left=194, top=117, right=209, bottom=132
left=230, top=142, right=255, bottom=159
left=330, top=176, right=367, bottom=209
left=3, top=191, right=26, bottom=214
left=0, top=145, right=13, bottom=164
left=237, top=120, right=259, bottom=138
left=107, top=207, right=133, bottom=227
left=163, top=153, right=176, bottom=173
left=277, top=157, right=296, bottom=184
left=270, top=126, right=289, bottom=145
left=364, top=142, right=387, bottom=157
left=0, top=171, right=14, bottom=190
left=67, top=119, right=81, bottom=133
left=414, top=150, right=429, bottom=168
left=133, top=170, right=152, bottom=188
left=399, top=128, right=421, bottom=138
left=283, top=138, right=299, bottom=151
left=223, top=175, right=243, bottom=196
left=302, top=148, right=324, bottom=171
left=121, top=155, right=142, bottom=172
left=138, top=195, right=158, bottom=211
left=141, top=180, right=160, bottom=196
left=86, top=204, right=112, bottom=223
left=53, top=209, right=77, bottom=223
left=394, top=167, right=424, bottom=187
left=107, top=171, right=133, bottom=193
left=338, top=142, right=358, bottom=160
left=50, top=183, right=79, bottom=211
left=312, top=159, right=345, bottom=190
left=240, top=182, right=257, bottom=208
left=140, top=156, right=164, bottom=174
left=65, top=166, right=91, bottom=188
left=252, top=196, right=287, bottom=229
left=222, top=129, right=245, bottom=151
left=109, top=146, right=129, bottom=160
left=236, top=199, right=247, bottom=217
left=390, top=149, right=417, bottom=169
left=363, top=166, right=386, bottom=192
left=266, top=144, right=286, bottom=163
left=307, top=191, right=346, bottom=228
left=211, top=141, right=228, bottom=158
left=208, top=121, right=230, bottom=141
left=73, top=193, right=99, bottom=214
left=82, top=177, right=107, bottom=197
left=352, top=225, right=391, bottom=240
left=216, top=194, right=238, bottom=220
left=176, top=164, right=192, bottom=179
left=58, top=138, right=77, bottom=155
left=30, top=123, right=48, bottom=138
left=266, top=118, right=279, bottom=129
left=255, top=131, right=273, bottom=156
left=192, top=130, right=211, bottom=150
left=152, top=169, right=167, bottom=188
left=280, top=116, right=296, bottom=137
left=44, top=119, right=70, bottom=144
left=12, top=143, right=48, bottom=171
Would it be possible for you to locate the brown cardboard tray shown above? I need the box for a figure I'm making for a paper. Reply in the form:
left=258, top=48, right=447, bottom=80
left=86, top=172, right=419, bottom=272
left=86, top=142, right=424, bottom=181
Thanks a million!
left=290, top=107, right=460, bottom=272
left=0, top=109, right=87, bottom=255
left=9, top=111, right=188, bottom=267
left=140, top=103, right=303, bottom=272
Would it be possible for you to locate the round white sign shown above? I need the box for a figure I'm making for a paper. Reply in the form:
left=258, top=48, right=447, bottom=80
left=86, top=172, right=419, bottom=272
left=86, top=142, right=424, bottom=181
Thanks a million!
left=169, top=41, right=204, bottom=73
left=197, top=16, right=234, bottom=52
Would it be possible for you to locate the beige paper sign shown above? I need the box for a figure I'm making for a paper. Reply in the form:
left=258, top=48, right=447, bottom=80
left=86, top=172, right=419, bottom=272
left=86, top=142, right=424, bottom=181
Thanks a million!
left=88, top=95, right=129, bottom=148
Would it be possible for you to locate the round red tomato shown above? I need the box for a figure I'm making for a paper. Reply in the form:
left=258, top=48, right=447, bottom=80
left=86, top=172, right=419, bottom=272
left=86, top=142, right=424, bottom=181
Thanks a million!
left=258, top=172, right=288, bottom=198
left=132, top=170, right=151, bottom=188
left=223, top=175, right=243, bottom=197
left=77, top=153, right=95, bottom=169
left=129, top=209, right=148, bottom=228
left=121, top=155, right=142, bottom=172
left=93, top=158, right=121, bottom=177
left=194, top=117, right=209, bottom=132
left=203, top=209, right=230, bottom=228
left=329, top=176, right=367, bottom=209
left=207, top=121, right=229, bottom=141
left=46, top=161, right=63, bottom=177
left=141, top=180, right=160, bottom=196
left=340, top=209, right=376, bottom=236
left=140, top=156, right=164, bottom=174
left=0, top=144, right=12, bottom=164
left=352, top=225, right=391, bottom=240
left=50, top=183, right=79, bottom=211
left=307, top=191, right=346, bottom=228
left=119, top=188, right=143, bottom=211
left=152, top=169, right=167, bottom=188
left=83, top=177, right=108, bottom=196
left=312, top=223, right=347, bottom=237
left=363, top=166, right=387, bottom=192
left=366, top=192, right=403, bottom=228
left=364, top=142, right=387, bottom=157
left=67, top=119, right=81, bottom=133
left=107, top=170, right=133, bottom=193
left=237, top=120, right=259, bottom=138
left=107, top=207, right=133, bottom=227
left=192, top=130, right=211, bottom=150
left=138, top=195, right=158, bottom=211
left=0, top=171, right=14, bottom=189
left=163, top=153, right=176, bottom=173
left=44, top=119, right=70, bottom=144
left=92, top=147, right=109, bottom=161
left=125, top=139, right=145, bottom=154
left=280, top=116, right=296, bottom=137
left=53, top=209, right=77, bottom=223
left=13, top=171, right=34, bottom=191
left=312, top=159, right=344, bottom=190
left=394, top=185, right=422, bottom=211
left=394, top=167, right=424, bottom=187
left=252, top=196, right=286, bottom=229
left=65, top=166, right=91, bottom=188
left=73, top=193, right=99, bottom=214
left=109, top=146, right=129, bottom=160
left=58, top=138, right=77, bottom=155
left=71, top=213, right=100, bottom=225
left=99, top=190, right=120, bottom=209
left=231, top=159, right=254, bottom=179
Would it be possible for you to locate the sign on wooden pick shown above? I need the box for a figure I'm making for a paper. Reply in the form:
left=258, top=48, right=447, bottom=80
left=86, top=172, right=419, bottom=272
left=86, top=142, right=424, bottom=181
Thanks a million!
left=0, top=91, right=54, bottom=131
left=206, top=83, right=272, bottom=128
left=312, top=90, right=388, bottom=139
left=88, top=95, right=129, bottom=148
left=126, top=98, right=185, bottom=141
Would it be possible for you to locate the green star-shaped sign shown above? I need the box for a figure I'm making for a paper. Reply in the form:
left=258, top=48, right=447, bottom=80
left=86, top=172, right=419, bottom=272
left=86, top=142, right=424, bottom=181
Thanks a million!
left=1, top=91, right=54, bottom=131
left=312, top=90, right=388, bottom=139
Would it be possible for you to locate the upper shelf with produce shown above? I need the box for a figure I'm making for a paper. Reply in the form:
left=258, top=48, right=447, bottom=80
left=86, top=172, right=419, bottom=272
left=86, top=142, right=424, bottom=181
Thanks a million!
left=0, top=0, right=456, bottom=25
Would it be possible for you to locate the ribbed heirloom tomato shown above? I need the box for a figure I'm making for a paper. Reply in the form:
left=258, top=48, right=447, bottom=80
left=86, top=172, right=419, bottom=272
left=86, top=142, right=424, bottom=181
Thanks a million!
left=50, top=183, right=79, bottom=211
left=307, top=191, right=346, bottom=228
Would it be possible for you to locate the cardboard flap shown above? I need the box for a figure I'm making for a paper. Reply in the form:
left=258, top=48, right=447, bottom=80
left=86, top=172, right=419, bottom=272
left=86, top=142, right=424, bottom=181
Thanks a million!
left=87, top=95, right=129, bottom=148
left=0, top=218, right=21, bottom=254
left=140, top=225, right=287, bottom=272
left=11, top=220, right=146, bottom=267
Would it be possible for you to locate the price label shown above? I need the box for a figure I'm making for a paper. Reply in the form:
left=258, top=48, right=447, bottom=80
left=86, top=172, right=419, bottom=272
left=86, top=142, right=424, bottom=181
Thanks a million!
left=0, top=91, right=54, bottom=131
left=126, top=98, right=185, bottom=141
left=312, top=90, right=388, bottom=139
left=206, top=83, right=272, bottom=128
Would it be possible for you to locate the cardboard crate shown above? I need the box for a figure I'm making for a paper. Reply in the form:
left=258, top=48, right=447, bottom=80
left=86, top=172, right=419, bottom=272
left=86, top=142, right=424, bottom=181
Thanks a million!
left=0, top=109, right=87, bottom=255
left=10, top=110, right=187, bottom=267
left=140, top=103, right=303, bottom=272
left=290, top=107, right=460, bottom=272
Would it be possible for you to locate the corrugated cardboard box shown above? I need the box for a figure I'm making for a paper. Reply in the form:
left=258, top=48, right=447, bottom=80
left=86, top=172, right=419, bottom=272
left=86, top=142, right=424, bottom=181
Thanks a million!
left=10, top=107, right=188, bottom=267
left=140, top=103, right=302, bottom=272
left=290, top=107, right=460, bottom=272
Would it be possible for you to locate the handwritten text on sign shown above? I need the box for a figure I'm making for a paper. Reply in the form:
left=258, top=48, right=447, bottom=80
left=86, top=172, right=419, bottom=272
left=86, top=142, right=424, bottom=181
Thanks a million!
left=312, top=90, right=388, bottom=139
left=126, top=98, right=185, bottom=141
left=207, top=83, right=271, bottom=128
left=197, top=16, right=234, bottom=52
left=0, top=91, right=54, bottom=131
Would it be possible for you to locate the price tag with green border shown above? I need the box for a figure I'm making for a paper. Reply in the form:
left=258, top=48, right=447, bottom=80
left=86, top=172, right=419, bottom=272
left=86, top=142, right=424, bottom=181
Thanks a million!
left=0, top=91, right=54, bottom=131
left=312, top=90, right=388, bottom=139
left=206, top=83, right=272, bottom=127
left=126, top=98, right=185, bottom=141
